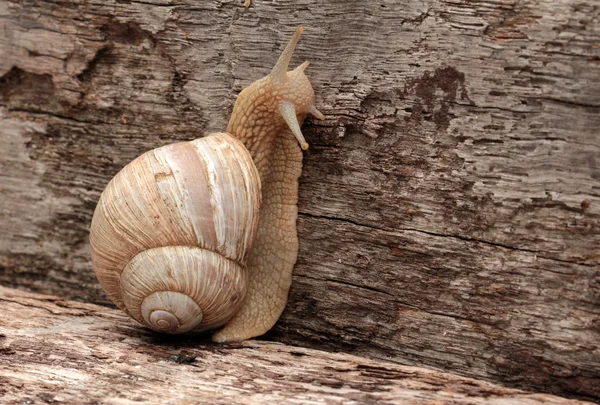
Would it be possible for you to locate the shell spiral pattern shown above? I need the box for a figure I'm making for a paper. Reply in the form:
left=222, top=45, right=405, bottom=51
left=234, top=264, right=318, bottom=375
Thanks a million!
left=89, top=133, right=261, bottom=333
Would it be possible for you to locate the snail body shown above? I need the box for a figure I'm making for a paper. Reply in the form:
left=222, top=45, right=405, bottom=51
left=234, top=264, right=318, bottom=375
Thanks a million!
left=90, top=26, right=323, bottom=342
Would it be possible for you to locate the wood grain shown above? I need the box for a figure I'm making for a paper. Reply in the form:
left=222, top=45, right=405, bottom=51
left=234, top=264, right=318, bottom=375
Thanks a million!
left=0, top=0, right=598, bottom=400
left=0, top=286, right=594, bottom=405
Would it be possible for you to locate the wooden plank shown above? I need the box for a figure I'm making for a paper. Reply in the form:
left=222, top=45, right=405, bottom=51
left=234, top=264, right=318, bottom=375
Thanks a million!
left=0, top=0, right=598, bottom=400
left=0, top=286, right=593, bottom=405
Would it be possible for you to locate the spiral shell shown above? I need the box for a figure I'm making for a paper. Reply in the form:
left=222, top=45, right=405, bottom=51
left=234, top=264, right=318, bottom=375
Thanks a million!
left=89, top=133, right=261, bottom=333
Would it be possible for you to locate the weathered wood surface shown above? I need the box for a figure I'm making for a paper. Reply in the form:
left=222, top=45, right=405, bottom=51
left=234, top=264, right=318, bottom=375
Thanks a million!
left=0, top=0, right=599, bottom=401
left=0, top=286, right=594, bottom=405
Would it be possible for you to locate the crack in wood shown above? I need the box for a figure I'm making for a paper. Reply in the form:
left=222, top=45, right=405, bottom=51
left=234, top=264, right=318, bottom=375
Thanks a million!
left=298, top=211, right=597, bottom=268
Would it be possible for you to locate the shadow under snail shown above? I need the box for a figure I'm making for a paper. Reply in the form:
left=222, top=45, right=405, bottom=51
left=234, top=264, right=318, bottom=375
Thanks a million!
left=89, top=26, right=324, bottom=342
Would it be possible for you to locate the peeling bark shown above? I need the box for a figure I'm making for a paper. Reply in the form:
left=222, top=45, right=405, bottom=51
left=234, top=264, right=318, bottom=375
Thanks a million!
left=0, top=0, right=599, bottom=401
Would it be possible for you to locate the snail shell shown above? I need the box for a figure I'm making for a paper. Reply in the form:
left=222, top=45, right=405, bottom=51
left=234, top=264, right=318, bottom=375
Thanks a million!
left=89, top=133, right=261, bottom=333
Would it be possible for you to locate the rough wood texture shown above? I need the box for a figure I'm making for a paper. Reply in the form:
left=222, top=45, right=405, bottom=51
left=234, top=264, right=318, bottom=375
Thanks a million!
left=0, top=0, right=599, bottom=401
left=0, top=286, right=594, bottom=405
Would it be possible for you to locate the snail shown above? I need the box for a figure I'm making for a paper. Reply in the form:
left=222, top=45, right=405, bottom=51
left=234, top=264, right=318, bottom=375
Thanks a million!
left=89, top=26, right=324, bottom=342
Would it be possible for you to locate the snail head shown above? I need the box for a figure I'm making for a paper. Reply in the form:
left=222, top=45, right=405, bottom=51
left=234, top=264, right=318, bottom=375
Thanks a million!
left=268, top=26, right=325, bottom=150
left=229, top=26, right=324, bottom=151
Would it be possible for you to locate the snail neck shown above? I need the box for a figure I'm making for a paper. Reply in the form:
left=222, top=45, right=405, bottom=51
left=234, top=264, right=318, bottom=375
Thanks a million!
left=227, top=77, right=304, bottom=176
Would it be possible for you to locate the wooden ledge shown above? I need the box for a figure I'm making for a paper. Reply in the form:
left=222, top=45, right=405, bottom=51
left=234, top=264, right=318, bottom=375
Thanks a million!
left=0, top=286, right=591, bottom=405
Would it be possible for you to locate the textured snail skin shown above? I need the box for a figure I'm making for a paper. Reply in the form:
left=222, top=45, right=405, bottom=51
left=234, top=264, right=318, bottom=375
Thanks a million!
left=212, top=26, right=324, bottom=342
left=90, top=26, right=323, bottom=341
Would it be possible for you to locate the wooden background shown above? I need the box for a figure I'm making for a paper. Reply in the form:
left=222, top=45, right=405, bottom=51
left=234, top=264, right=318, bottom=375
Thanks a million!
left=1, top=0, right=599, bottom=401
